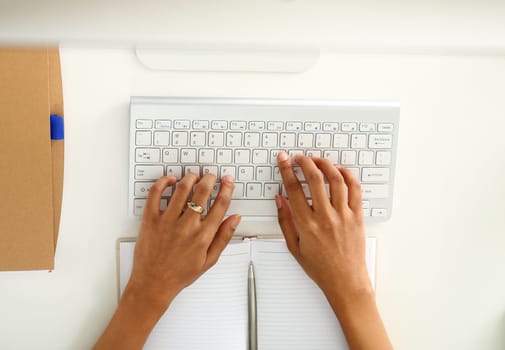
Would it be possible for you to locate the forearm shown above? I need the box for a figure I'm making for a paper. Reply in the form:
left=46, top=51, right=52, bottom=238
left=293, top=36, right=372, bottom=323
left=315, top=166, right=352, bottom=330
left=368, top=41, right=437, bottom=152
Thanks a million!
left=326, top=287, right=392, bottom=350
left=93, top=282, right=175, bottom=350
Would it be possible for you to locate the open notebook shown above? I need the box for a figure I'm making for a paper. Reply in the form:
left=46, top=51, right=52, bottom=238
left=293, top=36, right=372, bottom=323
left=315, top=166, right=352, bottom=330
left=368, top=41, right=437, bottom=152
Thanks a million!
left=119, top=238, right=376, bottom=350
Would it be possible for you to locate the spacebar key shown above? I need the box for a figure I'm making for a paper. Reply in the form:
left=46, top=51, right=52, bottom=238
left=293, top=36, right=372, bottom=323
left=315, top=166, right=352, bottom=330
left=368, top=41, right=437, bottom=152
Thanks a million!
left=211, top=199, right=278, bottom=217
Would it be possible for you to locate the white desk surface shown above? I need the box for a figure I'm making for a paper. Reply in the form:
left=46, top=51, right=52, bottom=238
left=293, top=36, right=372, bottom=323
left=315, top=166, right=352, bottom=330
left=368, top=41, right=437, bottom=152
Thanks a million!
left=1, top=48, right=505, bottom=350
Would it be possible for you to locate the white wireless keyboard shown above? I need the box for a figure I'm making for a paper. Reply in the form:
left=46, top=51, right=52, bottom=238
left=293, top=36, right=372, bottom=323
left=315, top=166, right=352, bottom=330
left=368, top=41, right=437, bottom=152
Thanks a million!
left=129, top=97, right=400, bottom=223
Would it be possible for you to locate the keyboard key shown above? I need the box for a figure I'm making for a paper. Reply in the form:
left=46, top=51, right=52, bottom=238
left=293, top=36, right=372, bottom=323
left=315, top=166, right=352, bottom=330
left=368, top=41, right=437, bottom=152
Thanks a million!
left=232, top=183, right=245, bottom=198
left=136, top=131, right=152, bottom=146
left=262, top=133, right=278, bottom=147
left=166, top=165, right=182, bottom=179
left=267, top=121, right=284, bottom=131
left=185, top=165, right=200, bottom=176
left=135, top=182, right=171, bottom=198
left=378, top=123, right=394, bottom=132
left=273, top=166, right=282, bottom=180
left=249, top=121, right=265, bottom=130
left=252, top=150, right=268, bottom=164
left=193, top=120, right=209, bottom=129
left=162, top=148, right=178, bottom=163
left=256, top=167, right=272, bottom=181
left=358, top=151, right=374, bottom=165
left=203, top=165, right=218, bottom=176
left=174, top=120, right=191, bottom=129
left=235, top=149, right=251, bottom=164
left=135, top=148, right=160, bottom=163
left=369, top=134, right=393, bottom=148
left=297, top=133, right=313, bottom=147
left=288, top=149, right=304, bottom=159
left=362, top=201, right=370, bottom=208
left=220, top=166, right=236, bottom=179
left=362, top=167, right=390, bottom=182
left=246, top=183, right=262, bottom=197
left=363, top=208, right=371, bottom=216
left=155, top=120, right=171, bottom=129
left=280, top=133, right=296, bottom=147
left=180, top=149, right=197, bottom=163
left=226, top=132, right=242, bottom=147
left=190, top=131, right=206, bottom=146
left=230, top=121, right=247, bottom=130
left=198, top=148, right=215, bottom=163
left=263, top=183, right=280, bottom=198
left=134, top=199, right=146, bottom=215
left=212, top=199, right=278, bottom=217
left=361, top=184, right=389, bottom=198
left=341, top=151, right=357, bottom=165
left=212, top=120, right=228, bottom=130
left=217, top=149, right=233, bottom=163
left=286, top=121, right=302, bottom=131
left=360, top=123, right=376, bottom=132
left=305, top=149, right=321, bottom=158
left=304, top=122, right=321, bottom=131
left=172, top=131, right=188, bottom=146
left=372, top=208, right=388, bottom=217
left=315, top=133, right=331, bottom=148
left=154, top=131, right=170, bottom=146
left=244, top=132, right=260, bottom=147
left=333, top=134, right=349, bottom=148
left=135, top=165, right=163, bottom=180
left=136, top=119, right=153, bottom=129
left=208, top=132, right=224, bottom=147
left=341, top=122, right=357, bottom=132
left=376, top=151, right=392, bottom=165
left=134, top=182, right=154, bottom=197
left=270, top=149, right=283, bottom=164
left=323, top=122, right=339, bottom=131
left=351, top=134, right=367, bottom=148
left=323, top=150, right=339, bottom=164
left=238, top=166, right=254, bottom=181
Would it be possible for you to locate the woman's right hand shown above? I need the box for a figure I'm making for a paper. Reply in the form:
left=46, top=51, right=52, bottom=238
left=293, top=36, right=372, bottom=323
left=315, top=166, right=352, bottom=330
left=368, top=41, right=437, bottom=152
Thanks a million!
left=276, top=151, right=392, bottom=350
left=275, top=151, right=372, bottom=304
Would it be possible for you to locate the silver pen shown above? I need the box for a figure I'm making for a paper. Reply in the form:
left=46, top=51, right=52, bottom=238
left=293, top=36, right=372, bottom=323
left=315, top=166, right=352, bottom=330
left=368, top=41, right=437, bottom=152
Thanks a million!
left=248, top=262, right=257, bottom=350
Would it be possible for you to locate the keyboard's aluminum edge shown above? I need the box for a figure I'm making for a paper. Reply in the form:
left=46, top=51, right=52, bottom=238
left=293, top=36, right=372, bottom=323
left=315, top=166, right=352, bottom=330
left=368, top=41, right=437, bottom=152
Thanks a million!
left=131, top=96, right=400, bottom=109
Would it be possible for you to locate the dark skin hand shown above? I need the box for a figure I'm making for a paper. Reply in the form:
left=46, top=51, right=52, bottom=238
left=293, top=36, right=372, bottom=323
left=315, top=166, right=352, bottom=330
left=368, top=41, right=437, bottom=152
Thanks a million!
left=94, top=152, right=392, bottom=350
left=275, top=151, right=392, bottom=350
left=94, top=173, right=241, bottom=350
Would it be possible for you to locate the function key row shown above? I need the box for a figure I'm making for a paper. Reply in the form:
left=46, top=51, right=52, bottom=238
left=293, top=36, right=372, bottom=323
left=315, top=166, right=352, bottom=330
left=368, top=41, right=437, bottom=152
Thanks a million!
left=136, top=119, right=394, bottom=132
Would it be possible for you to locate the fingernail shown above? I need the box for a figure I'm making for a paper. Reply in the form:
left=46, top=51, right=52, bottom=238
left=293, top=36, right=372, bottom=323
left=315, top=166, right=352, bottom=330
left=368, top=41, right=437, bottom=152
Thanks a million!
left=231, top=215, right=242, bottom=230
left=278, top=151, right=289, bottom=162
left=275, top=195, right=283, bottom=209
left=222, top=175, right=234, bottom=183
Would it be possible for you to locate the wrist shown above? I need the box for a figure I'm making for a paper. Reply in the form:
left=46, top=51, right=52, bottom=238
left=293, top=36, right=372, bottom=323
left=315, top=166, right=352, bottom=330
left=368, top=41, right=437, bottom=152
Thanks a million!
left=122, top=279, right=178, bottom=322
left=322, top=272, right=375, bottom=315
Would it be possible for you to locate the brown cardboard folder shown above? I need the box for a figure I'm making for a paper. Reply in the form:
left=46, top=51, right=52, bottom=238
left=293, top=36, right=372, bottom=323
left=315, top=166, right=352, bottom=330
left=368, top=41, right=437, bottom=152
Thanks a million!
left=0, top=48, right=64, bottom=271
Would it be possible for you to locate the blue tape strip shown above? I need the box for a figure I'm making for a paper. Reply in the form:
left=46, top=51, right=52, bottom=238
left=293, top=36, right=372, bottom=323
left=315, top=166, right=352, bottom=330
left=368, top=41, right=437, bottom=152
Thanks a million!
left=50, top=115, right=64, bottom=140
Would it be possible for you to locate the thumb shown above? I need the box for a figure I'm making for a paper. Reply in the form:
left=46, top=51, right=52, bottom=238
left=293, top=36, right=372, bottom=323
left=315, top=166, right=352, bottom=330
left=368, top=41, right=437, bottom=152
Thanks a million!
left=276, top=195, right=300, bottom=257
left=204, top=214, right=242, bottom=270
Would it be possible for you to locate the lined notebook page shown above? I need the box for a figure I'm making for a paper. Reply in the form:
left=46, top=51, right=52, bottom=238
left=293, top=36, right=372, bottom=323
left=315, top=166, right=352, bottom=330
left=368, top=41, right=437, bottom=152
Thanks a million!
left=119, top=240, right=251, bottom=350
left=252, top=238, right=376, bottom=350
